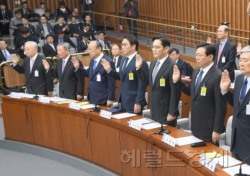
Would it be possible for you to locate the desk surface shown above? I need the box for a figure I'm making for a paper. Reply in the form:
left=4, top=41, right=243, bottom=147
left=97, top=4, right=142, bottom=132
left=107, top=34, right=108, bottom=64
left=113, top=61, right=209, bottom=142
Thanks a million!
left=1, top=96, right=231, bottom=176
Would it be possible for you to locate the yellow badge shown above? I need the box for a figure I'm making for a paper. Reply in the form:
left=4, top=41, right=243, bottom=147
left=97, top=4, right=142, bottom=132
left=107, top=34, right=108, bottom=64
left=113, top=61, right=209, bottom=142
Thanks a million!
left=200, top=86, right=207, bottom=96
left=160, top=78, right=165, bottom=87
left=129, top=72, right=134, bottom=80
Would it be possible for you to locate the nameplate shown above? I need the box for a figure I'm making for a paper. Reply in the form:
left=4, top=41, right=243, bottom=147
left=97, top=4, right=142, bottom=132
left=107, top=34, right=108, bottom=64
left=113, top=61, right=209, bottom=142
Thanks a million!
left=199, top=154, right=217, bottom=172
left=162, top=133, right=177, bottom=147
left=10, top=92, right=22, bottom=99
left=128, top=119, right=142, bottom=131
left=38, top=96, right=51, bottom=104
left=100, top=110, right=112, bottom=119
left=68, top=102, right=81, bottom=110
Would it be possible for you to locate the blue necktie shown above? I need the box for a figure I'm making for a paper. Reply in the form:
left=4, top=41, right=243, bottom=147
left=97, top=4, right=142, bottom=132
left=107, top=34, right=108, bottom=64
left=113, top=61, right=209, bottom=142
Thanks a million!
left=122, top=57, right=129, bottom=71
left=240, top=79, right=248, bottom=104
left=3, top=50, right=8, bottom=60
left=195, top=70, right=203, bottom=94
left=93, top=60, right=97, bottom=70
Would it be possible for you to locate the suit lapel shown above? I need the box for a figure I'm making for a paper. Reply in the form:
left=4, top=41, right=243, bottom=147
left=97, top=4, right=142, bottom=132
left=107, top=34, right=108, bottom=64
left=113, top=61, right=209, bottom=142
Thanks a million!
left=237, top=76, right=250, bottom=115
left=29, top=56, right=39, bottom=78
left=152, top=58, right=171, bottom=88
left=58, top=59, right=63, bottom=80
left=149, top=60, right=156, bottom=88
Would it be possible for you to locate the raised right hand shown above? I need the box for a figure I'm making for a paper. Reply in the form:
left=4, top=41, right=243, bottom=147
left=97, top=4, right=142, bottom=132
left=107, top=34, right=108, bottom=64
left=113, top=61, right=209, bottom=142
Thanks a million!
left=172, top=65, right=181, bottom=82
left=220, top=70, right=231, bottom=93
left=101, top=58, right=111, bottom=73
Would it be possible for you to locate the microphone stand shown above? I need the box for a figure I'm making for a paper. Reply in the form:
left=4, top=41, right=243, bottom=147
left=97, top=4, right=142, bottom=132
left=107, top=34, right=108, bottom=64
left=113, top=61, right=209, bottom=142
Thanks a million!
left=235, top=154, right=250, bottom=176
left=92, top=104, right=100, bottom=112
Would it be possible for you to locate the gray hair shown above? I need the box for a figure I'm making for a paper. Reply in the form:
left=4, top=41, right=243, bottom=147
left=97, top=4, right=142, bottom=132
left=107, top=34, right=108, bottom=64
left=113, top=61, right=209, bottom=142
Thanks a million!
left=241, top=46, right=250, bottom=53
left=57, top=42, right=71, bottom=51
left=24, top=41, right=38, bottom=50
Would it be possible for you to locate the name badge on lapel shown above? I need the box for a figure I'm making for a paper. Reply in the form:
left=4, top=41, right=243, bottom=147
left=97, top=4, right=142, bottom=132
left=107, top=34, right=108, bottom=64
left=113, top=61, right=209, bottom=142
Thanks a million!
left=200, top=86, right=207, bottom=96
left=34, top=69, right=39, bottom=77
left=160, top=77, right=165, bottom=87
left=221, top=56, right=226, bottom=63
left=129, top=71, right=134, bottom=80
left=97, top=73, right=101, bottom=82
left=246, top=102, right=250, bottom=115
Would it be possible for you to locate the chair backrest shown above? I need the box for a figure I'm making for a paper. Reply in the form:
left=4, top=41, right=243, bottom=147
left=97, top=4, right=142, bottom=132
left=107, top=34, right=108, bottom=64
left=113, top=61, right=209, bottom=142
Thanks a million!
left=225, top=116, right=233, bottom=146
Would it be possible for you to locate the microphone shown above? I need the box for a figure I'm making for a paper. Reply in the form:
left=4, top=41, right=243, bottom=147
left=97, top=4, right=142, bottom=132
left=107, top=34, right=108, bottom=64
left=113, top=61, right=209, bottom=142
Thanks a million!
left=92, top=104, right=100, bottom=112
left=156, top=102, right=188, bottom=135
left=29, top=77, right=53, bottom=99
left=235, top=154, right=250, bottom=176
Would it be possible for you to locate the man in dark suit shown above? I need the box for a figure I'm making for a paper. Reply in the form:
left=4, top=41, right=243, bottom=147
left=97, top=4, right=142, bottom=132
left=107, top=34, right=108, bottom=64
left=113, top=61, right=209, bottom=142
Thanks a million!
left=54, top=30, right=76, bottom=48
left=77, top=32, right=89, bottom=53
left=12, top=41, right=53, bottom=95
left=73, top=41, right=116, bottom=106
left=169, top=48, right=189, bottom=76
left=82, top=23, right=96, bottom=41
left=53, top=16, right=69, bottom=36
left=173, top=43, right=227, bottom=143
left=44, top=42, right=84, bottom=100
left=220, top=46, right=250, bottom=164
left=102, top=36, right=148, bottom=114
left=68, top=16, right=82, bottom=38
left=136, top=37, right=181, bottom=126
left=19, top=15, right=36, bottom=37
left=0, top=3, right=12, bottom=35
left=97, top=31, right=111, bottom=52
left=0, top=39, right=15, bottom=63
left=111, top=44, right=122, bottom=69
left=42, top=34, right=57, bottom=58
left=36, top=15, right=54, bottom=39
left=214, top=25, right=237, bottom=82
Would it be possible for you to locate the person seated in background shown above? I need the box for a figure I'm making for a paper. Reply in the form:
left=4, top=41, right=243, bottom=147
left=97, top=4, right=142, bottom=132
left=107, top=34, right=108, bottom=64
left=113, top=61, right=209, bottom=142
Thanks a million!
left=10, top=10, right=22, bottom=41
left=53, top=16, right=69, bottom=36
left=54, top=30, right=76, bottom=49
left=83, top=23, right=95, bottom=41
left=35, top=2, right=47, bottom=16
left=36, top=15, right=54, bottom=39
left=77, top=33, right=89, bottom=53
left=18, top=1, right=31, bottom=16
left=97, top=31, right=111, bottom=51
left=15, top=26, right=39, bottom=59
left=71, top=8, right=83, bottom=23
left=0, top=39, right=15, bottom=63
left=111, top=44, right=122, bottom=69
left=84, top=14, right=96, bottom=34
left=44, top=9, right=55, bottom=22
left=0, top=2, right=12, bottom=36
left=56, top=0, right=72, bottom=21
left=68, top=16, right=82, bottom=38
left=42, top=34, right=57, bottom=58
left=18, top=15, right=36, bottom=37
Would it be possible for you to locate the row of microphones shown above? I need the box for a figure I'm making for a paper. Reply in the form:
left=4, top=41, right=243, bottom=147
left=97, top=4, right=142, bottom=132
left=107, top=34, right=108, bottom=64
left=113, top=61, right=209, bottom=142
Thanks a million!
left=155, top=102, right=188, bottom=135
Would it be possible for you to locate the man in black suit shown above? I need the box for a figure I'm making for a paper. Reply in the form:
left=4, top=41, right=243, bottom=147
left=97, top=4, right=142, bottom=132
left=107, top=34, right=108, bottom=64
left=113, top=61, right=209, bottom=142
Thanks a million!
left=42, top=34, right=57, bottom=58
left=77, top=32, right=89, bottom=53
left=0, top=3, right=12, bottom=35
left=169, top=48, right=189, bottom=76
left=53, top=16, right=69, bottom=36
left=54, top=30, right=76, bottom=49
left=136, top=37, right=181, bottom=126
left=19, top=15, right=36, bottom=37
left=68, top=16, right=82, bottom=38
left=36, top=15, right=54, bottom=39
left=111, top=44, right=122, bottom=69
left=82, top=23, right=96, bottom=41
left=0, top=39, right=15, bottom=63
left=44, top=42, right=84, bottom=100
left=214, top=25, right=237, bottom=82
left=173, top=43, right=227, bottom=143
left=220, top=46, right=250, bottom=164
left=12, top=41, right=54, bottom=95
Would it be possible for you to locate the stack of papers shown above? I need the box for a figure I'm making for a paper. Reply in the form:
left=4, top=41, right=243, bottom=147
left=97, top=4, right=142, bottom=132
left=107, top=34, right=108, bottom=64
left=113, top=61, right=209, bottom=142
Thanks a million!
left=176, top=136, right=203, bottom=146
left=223, top=164, right=250, bottom=175
left=80, top=104, right=95, bottom=109
left=112, top=113, right=136, bottom=119
left=213, top=155, right=241, bottom=167
left=142, top=122, right=162, bottom=130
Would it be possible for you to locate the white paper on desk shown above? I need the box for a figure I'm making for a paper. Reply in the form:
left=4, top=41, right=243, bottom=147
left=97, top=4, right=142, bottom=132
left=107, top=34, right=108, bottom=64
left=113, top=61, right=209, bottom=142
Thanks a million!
left=223, top=164, right=250, bottom=175
left=176, top=136, right=202, bottom=146
left=50, top=97, right=69, bottom=102
left=213, top=155, right=241, bottom=168
left=21, top=93, right=38, bottom=99
left=142, top=122, right=162, bottom=130
left=112, top=113, right=136, bottom=119
left=80, top=104, right=95, bottom=109
left=133, top=118, right=154, bottom=125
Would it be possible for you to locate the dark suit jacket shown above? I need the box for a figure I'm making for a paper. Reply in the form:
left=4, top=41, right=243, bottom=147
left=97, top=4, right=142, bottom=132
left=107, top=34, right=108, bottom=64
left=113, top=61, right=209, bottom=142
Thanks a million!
left=36, top=23, right=54, bottom=39
left=68, top=23, right=82, bottom=37
left=0, top=48, right=15, bottom=63
left=77, top=40, right=88, bottom=53
left=177, top=59, right=188, bottom=76
left=123, top=1, right=139, bottom=18
left=54, top=35, right=76, bottom=48
left=113, top=55, right=122, bottom=68
left=56, top=7, right=72, bottom=21
left=0, top=10, right=12, bottom=20
left=53, top=23, right=70, bottom=36
left=19, top=24, right=37, bottom=36
left=223, top=74, right=250, bottom=163
left=84, top=55, right=116, bottom=105
left=42, top=43, right=57, bottom=58
left=13, top=54, right=54, bottom=95
left=147, top=58, right=181, bottom=126
left=214, top=40, right=237, bottom=82
left=56, top=56, right=84, bottom=100
left=177, top=65, right=227, bottom=141
left=109, top=55, right=148, bottom=113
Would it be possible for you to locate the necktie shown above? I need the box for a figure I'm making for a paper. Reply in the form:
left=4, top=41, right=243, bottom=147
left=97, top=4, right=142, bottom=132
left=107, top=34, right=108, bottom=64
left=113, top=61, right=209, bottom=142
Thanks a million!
left=113, top=57, right=117, bottom=67
left=2, top=11, right=5, bottom=19
left=50, top=44, right=56, bottom=51
left=240, top=79, right=248, bottom=104
left=217, top=43, right=222, bottom=66
left=62, top=60, right=66, bottom=73
left=43, top=24, right=49, bottom=37
left=100, top=40, right=105, bottom=49
left=93, top=60, right=97, bottom=70
left=152, top=61, right=160, bottom=84
left=3, top=50, right=8, bottom=60
left=30, top=59, right=34, bottom=73
left=195, top=70, right=204, bottom=94
left=122, top=57, right=129, bottom=71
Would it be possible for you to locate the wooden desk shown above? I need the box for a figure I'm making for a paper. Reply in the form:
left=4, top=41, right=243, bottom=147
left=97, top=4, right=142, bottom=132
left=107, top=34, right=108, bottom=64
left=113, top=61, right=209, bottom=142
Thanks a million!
left=1, top=96, right=230, bottom=176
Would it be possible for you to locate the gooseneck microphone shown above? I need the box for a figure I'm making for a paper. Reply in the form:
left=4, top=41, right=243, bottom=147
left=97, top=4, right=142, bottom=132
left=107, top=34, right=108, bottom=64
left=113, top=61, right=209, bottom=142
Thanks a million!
left=29, top=76, right=53, bottom=99
left=235, top=154, right=250, bottom=176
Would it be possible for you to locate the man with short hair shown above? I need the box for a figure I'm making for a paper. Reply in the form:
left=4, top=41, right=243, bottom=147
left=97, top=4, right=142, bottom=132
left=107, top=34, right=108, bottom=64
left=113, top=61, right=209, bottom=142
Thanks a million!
left=12, top=41, right=53, bottom=95
left=111, top=44, right=122, bottom=69
left=42, top=34, right=57, bottom=58
left=169, top=48, right=189, bottom=76
left=0, top=39, right=15, bottom=63
left=36, top=15, right=54, bottom=39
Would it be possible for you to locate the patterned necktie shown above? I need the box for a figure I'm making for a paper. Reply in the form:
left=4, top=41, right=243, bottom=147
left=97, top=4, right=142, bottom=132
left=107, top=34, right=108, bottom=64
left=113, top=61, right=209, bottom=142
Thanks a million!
left=240, top=79, right=248, bottom=104
left=195, top=70, right=204, bottom=94
left=152, top=61, right=160, bottom=84
left=122, top=57, right=129, bottom=71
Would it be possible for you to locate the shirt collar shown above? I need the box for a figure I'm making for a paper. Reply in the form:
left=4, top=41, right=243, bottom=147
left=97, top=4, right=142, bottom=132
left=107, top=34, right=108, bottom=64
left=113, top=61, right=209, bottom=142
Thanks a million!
left=94, top=53, right=104, bottom=65
left=200, top=62, right=214, bottom=75
left=63, top=54, right=70, bottom=63
left=30, top=53, right=38, bottom=61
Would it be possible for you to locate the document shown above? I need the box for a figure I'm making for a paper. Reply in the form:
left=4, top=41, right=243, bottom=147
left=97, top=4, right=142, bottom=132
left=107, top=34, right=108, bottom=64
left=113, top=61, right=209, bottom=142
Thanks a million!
left=213, top=155, right=241, bottom=167
left=223, top=164, right=250, bottom=175
left=132, top=118, right=154, bottom=125
left=80, top=104, right=95, bottom=109
left=112, top=113, right=136, bottom=119
left=176, top=135, right=203, bottom=146
left=142, top=122, right=162, bottom=130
